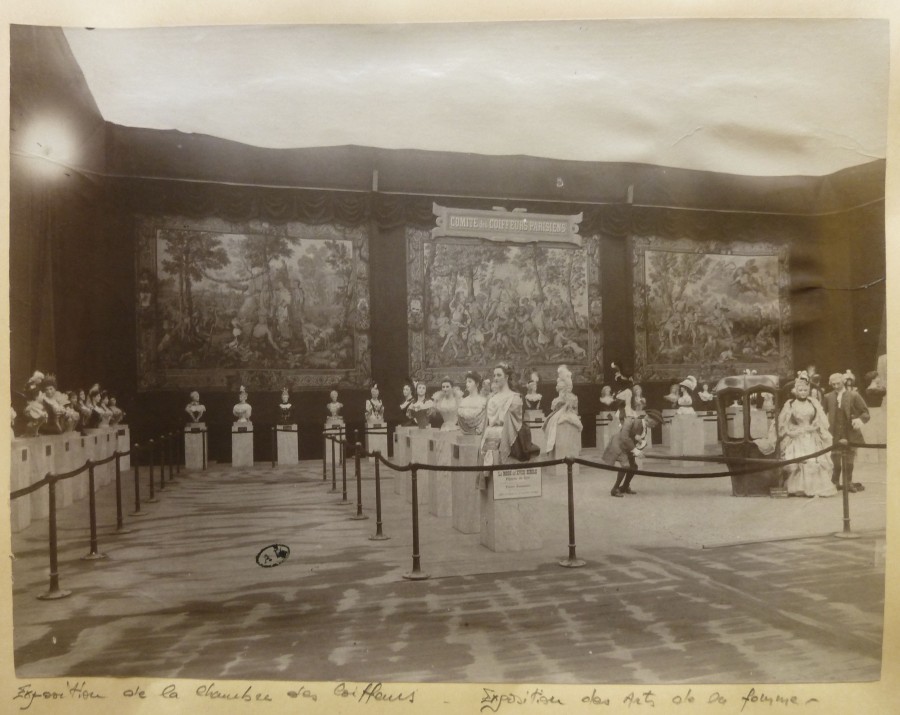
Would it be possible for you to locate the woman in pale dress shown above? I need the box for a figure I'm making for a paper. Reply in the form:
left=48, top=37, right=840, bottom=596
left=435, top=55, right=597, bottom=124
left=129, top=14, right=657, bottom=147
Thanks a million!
left=778, top=372, right=836, bottom=497
left=479, top=362, right=523, bottom=481
left=457, top=371, right=487, bottom=435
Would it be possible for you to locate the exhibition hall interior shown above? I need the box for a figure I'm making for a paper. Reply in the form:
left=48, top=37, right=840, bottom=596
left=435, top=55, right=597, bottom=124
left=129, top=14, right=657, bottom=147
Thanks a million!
left=7, top=20, right=889, bottom=688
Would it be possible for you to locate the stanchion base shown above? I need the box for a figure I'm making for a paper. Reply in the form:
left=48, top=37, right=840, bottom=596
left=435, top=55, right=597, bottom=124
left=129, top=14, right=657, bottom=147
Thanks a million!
left=128, top=510, right=147, bottom=517
left=402, top=570, right=430, bottom=581
left=350, top=514, right=370, bottom=521
left=114, top=527, right=134, bottom=535
left=145, top=498, right=159, bottom=503
left=368, top=534, right=391, bottom=541
left=834, top=531, right=860, bottom=539
left=81, top=552, right=107, bottom=561
left=328, top=487, right=339, bottom=493
left=337, top=499, right=353, bottom=505
left=37, top=589, right=72, bottom=601
left=559, top=558, right=586, bottom=568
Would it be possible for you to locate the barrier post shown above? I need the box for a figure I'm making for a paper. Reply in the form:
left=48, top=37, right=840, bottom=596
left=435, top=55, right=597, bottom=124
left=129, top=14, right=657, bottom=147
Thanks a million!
left=147, top=439, right=158, bottom=503
left=176, top=431, right=182, bottom=475
left=834, top=443, right=859, bottom=539
left=403, top=465, right=429, bottom=580
left=82, top=462, right=107, bottom=560
left=130, top=443, right=145, bottom=516
left=350, top=435, right=368, bottom=521
left=271, top=425, right=277, bottom=468
left=368, top=454, right=389, bottom=541
left=202, top=430, right=207, bottom=470
left=322, top=434, right=327, bottom=481
left=338, top=436, right=351, bottom=505
left=37, top=475, right=72, bottom=600
left=168, top=432, right=175, bottom=482
left=114, top=452, right=131, bottom=534
left=157, top=436, right=166, bottom=492
left=330, top=437, right=338, bottom=493
left=559, top=458, right=586, bottom=568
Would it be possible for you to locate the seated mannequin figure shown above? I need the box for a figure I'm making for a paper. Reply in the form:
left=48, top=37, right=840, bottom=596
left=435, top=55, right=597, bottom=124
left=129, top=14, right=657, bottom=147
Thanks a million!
left=365, top=384, right=385, bottom=425
left=233, top=387, right=253, bottom=423
left=543, top=364, right=583, bottom=454
left=326, top=390, right=343, bottom=420
left=185, top=391, right=206, bottom=423
left=432, top=377, right=461, bottom=432
left=278, top=387, right=293, bottom=424
left=458, top=371, right=487, bottom=435
left=407, top=382, right=435, bottom=429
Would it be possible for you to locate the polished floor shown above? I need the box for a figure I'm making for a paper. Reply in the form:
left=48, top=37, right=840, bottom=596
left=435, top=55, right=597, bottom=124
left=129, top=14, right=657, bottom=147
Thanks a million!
left=11, top=448, right=886, bottom=683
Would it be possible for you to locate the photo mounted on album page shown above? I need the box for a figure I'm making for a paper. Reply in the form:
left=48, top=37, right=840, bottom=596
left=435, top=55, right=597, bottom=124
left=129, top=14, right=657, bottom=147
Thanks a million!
left=1, top=1, right=897, bottom=714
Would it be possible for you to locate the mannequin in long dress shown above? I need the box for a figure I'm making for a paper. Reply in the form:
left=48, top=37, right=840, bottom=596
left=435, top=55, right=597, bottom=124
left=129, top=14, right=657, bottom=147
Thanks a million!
left=778, top=374, right=836, bottom=497
left=479, top=363, right=523, bottom=486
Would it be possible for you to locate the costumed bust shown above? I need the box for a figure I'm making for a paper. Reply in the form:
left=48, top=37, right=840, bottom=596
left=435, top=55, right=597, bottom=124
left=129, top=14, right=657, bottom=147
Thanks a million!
left=675, top=376, right=697, bottom=414
left=406, top=382, right=435, bottom=429
left=278, top=387, right=293, bottom=424
left=398, top=382, right=415, bottom=426
left=365, top=384, right=385, bottom=425
left=185, top=391, right=206, bottom=423
left=326, top=390, right=343, bottom=424
left=432, top=378, right=461, bottom=432
left=233, top=387, right=253, bottom=423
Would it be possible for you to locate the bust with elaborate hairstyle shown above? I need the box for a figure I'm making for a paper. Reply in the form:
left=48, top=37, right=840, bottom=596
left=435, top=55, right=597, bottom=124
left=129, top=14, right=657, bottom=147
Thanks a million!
left=233, top=386, right=252, bottom=423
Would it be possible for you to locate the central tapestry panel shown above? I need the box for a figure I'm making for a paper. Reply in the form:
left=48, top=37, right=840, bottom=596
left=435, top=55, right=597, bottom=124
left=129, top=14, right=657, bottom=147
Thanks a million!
left=406, top=226, right=602, bottom=384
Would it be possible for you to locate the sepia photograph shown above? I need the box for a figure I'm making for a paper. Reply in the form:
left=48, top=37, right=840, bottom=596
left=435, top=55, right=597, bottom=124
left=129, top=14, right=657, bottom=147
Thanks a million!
left=3, top=2, right=896, bottom=713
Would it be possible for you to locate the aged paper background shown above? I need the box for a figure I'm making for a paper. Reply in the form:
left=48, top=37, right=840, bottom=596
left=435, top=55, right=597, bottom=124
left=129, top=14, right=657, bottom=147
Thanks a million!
left=1, top=1, right=897, bottom=713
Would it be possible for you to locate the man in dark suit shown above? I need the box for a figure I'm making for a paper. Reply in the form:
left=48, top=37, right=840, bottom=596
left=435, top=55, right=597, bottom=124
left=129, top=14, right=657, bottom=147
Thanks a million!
left=603, top=409, right=662, bottom=497
left=822, top=372, right=870, bottom=490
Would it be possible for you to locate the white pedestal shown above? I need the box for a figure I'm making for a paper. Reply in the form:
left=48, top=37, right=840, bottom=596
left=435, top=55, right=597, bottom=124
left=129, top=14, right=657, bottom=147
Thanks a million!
left=184, top=424, right=207, bottom=470
left=661, top=409, right=676, bottom=446
left=29, top=437, right=55, bottom=520
left=392, top=426, right=412, bottom=495
left=72, top=436, right=89, bottom=501
left=366, top=422, right=388, bottom=463
left=231, top=423, right=254, bottom=467
left=429, top=431, right=454, bottom=517
left=117, top=426, right=131, bottom=471
left=595, top=411, right=617, bottom=453
left=549, top=422, right=582, bottom=478
left=406, top=428, right=432, bottom=505
left=479, top=466, right=543, bottom=552
left=452, top=434, right=482, bottom=534
left=669, top=414, right=705, bottom=466
left=10, top=440, right=32, bottom=532
left=97, top=428, right=117, bottom=487
left=277, top=424, right=299, bottom=465
left=698, top=410, right=718, bottom=445
left=324, top=420, right=344, bottom=468
left=859, top=406, right=886, bottom=463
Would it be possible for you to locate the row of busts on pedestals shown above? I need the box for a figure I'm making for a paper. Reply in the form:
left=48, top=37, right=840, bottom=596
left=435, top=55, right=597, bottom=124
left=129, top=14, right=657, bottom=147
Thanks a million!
left=12, top=371, right=125, bottom=438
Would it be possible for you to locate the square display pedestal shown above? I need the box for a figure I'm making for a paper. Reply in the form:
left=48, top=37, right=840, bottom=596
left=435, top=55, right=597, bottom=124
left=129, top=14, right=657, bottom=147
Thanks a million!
left=595, top=411, right=616, bottom=452
left=231, top=423, right=254, bottom=467
left=366, top=422, right=388, bottom=463
left=479, top=465, right=543, bottom=552
left=277, top=424, right=299, bottom=466
left=184, top=424, right=207, bottom=470
left=669, top=413, right=704, bottom=467
left=451, top=434, right=482, bottom=534
left=405, top=428, right=432, bottom=505
left=392, top=426, right=413, bottom=495
left=699, top=410, right=718, bottom=445
left=660, top=408, right=676, bottom=446
left=548, top=422, right=581, bottom=478
left=11, top=440, right=32, bottom=532
left=428, top=432, right=454, bottom=517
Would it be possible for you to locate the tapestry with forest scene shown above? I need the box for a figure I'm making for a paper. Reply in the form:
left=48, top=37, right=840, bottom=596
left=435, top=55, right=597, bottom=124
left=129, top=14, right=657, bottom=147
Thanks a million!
left=135, top=216, right=370, bottom=391
left=632, top=236, right=792, bottom=381
left=406, top=228, right=603, bottom=385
